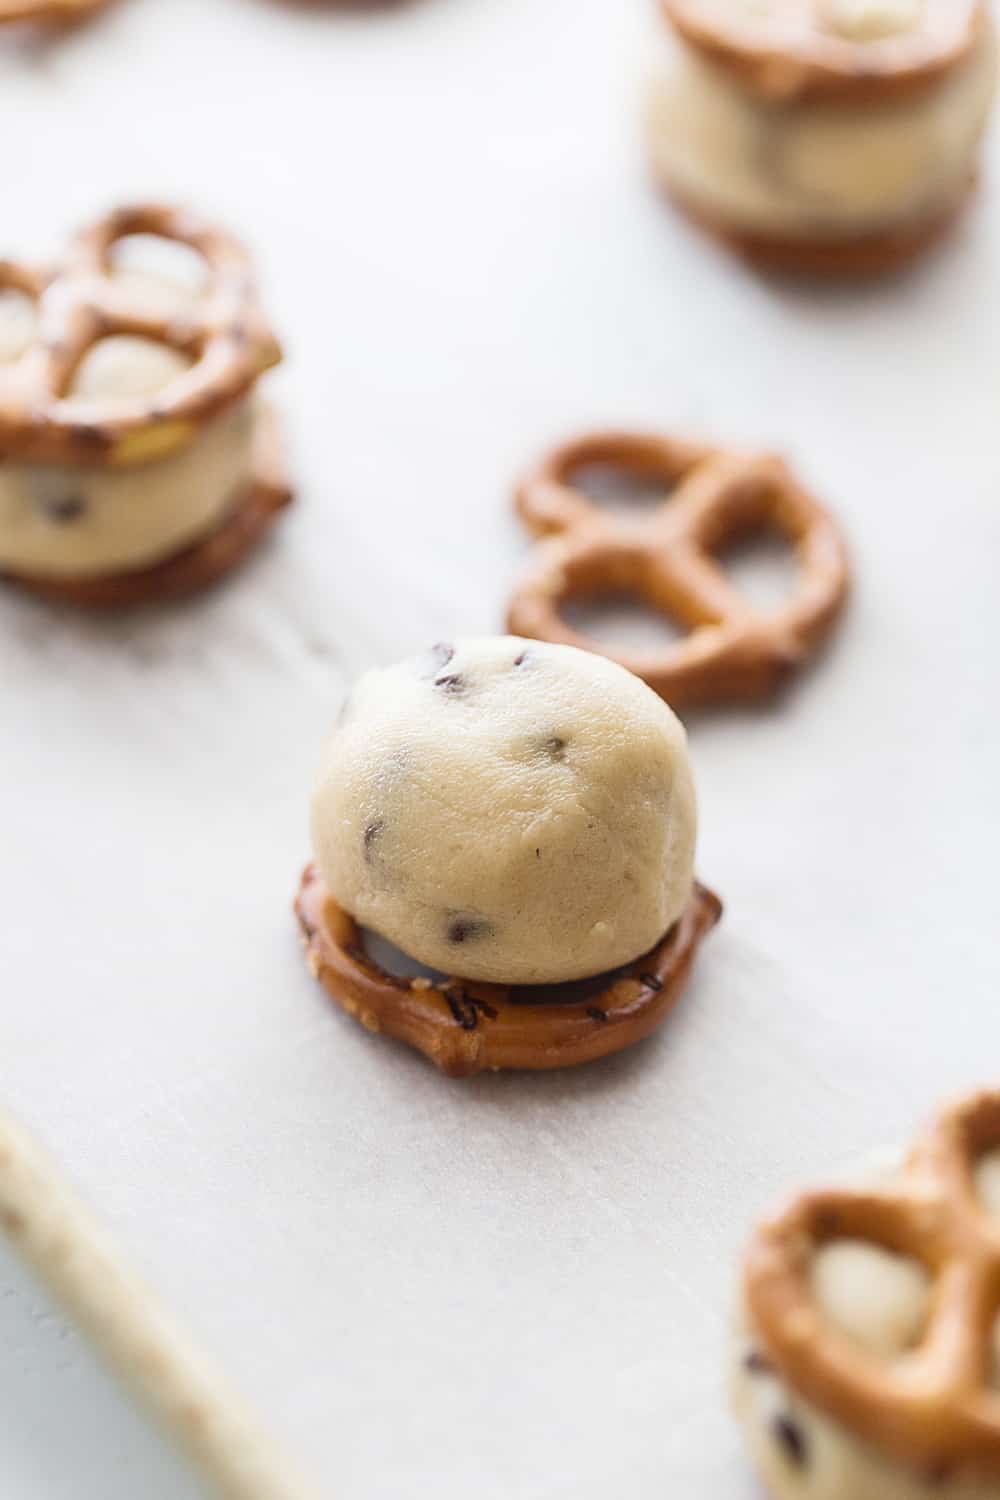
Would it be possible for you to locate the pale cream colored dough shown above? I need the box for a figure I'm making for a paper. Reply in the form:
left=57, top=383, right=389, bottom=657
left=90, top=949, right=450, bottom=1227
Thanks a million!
left=732, top=1149, right=1000, bottom=1500
left=0, top=272, right=255, bottom=579
left=311, top=637, right=697, bottom=986
left=648, top=11, right=997, bottom=241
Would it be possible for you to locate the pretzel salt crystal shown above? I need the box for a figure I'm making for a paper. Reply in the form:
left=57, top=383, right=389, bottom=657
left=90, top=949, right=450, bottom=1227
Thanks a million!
left=0, top=203, right=281, bottom=468
left=660, top=0, right=987, bottom=104
left=745, top=1090, right=1000, bottom=1479
left=295, top=864, right=722, bottom=1078
left=506, top=431, right=849, bottom=710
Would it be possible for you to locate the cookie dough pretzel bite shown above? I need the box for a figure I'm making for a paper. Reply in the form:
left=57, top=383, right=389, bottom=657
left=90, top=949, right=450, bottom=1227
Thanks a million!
left=648, top=0, right=997, bottom=273
left=0, top=204, right=292, bottom=606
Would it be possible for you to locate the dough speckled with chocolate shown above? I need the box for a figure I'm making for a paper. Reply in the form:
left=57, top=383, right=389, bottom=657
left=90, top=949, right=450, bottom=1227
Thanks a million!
left=0, top=324, right=255, bottom=579
left=310, top=637, right=697, bottom=985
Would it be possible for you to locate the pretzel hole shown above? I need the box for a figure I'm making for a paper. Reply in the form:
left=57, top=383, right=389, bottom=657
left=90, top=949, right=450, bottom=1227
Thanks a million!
left=571, top=462, right=680, bottom=517
left=0, top=288, right=37, bottom=365
left=714, top=526, right=799, bottom=612
left=108, top=235, right=209, bottom=315
left=810, top=1240, right=933, bottom=1359
left=361, top=928, right=450, bottom=986
left=562, top=593, right=687, bottom=653
left=974, top=1146, right=1000, bottom=1224
left=63, top=335, right=194, bottom=403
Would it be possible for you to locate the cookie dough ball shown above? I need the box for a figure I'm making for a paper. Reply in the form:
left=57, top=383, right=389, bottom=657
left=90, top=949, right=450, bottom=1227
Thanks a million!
left=311, top=637, right=697, bottom=986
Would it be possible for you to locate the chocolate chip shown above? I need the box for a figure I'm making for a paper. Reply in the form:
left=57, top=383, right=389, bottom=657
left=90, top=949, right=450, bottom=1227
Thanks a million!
left=363, top=819, right=384, bottom=863
left=513, top=649, right=529, bottom=666
left=446, top=990, right=478, bottom=1030
left=446, top=916, right=493, bottom=945
left=771, top=1415, right=808, bottom=1470
left=743, top=1349, right=772, bottom=1376
left=586, top=1007, right=608, bottom=1023
left=640, top=972, right=663, bottom=993
left=435, top=673, right=465, bottom=695
left=543, top=736, right=567, bottom=761
left=41, top=494, right=87, bottom=524
left=446, top=990, right=497, bottom=1029
left=420, top=642, right=454, bottom=677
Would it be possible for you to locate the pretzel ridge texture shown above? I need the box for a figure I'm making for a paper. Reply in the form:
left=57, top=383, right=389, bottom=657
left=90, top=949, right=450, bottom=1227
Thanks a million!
left=745, top=1089, right=1000, bottom=1480
left=295, top=864, right=722, bottom=1078
left=506, top=431, right=848, bottom=710
left=0, top=203, right=281, bottom=468
left=660, top=0, right=987, bottom=105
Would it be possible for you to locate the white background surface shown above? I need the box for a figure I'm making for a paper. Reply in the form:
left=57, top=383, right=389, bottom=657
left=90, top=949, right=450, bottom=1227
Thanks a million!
left=1, top=0, right=999, bottom=1495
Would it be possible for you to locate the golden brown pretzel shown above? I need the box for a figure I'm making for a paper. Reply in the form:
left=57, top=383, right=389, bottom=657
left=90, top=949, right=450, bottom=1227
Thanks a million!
left=660, top=0, right=987, bottom=104
left=745, top=1090, right=1000, bottom=1480
left=295, top=864, right=722, bottom=1078
left=506, top=431, right=849, bottom=710
left=0, top=0, right=111, bottom=22
left=0, top=203, right=280, bottom=468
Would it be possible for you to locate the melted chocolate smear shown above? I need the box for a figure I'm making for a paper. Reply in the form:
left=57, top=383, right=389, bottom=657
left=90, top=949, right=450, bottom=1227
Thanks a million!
left=72, top=423, right=108, bottom=449
left=447, top=916, right=493, bottom=945
left=771, top=1415, right=808, bottom=1470
left=434, top=673, right=465, bottom=695
left=513, top=649, right=529, bottom=667
left=445, top=990, right=498, bottom=1030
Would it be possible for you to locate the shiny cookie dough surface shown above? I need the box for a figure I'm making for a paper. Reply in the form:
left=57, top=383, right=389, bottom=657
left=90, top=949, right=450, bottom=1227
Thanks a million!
left=733, top=1151, right=1000, bottom=1500
left=648, top=16, right=997, bottom=240
left=0, top=283, right=256, bottom=580
left=310, top=637, right=697, bottom=986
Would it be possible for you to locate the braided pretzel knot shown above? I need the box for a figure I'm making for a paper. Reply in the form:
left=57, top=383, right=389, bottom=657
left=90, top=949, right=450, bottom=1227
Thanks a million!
left=506, top=432, right=848, bottom=710
left=746, top=1091, right=1000, bottom=1480
left=295, top=864, right=721, bottom=1078
left=0, top=0, right=109, bottom=22
left=660, top=0, right=986, bottom=103
left=0, top=203, right=280, bottom=468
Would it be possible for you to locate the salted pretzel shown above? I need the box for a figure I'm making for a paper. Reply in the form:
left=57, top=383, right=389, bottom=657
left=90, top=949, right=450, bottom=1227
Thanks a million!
left=745, top=1089, right=1000, bottom=1481
left=0, top=0, right=110, bottom=23
left=295, top=864, right=722, bottom=1078
left=660, top=0, right=988, bottom=104
left=506, top=432, right=848, bottom=710
left=0, top=202, right=281, bottom=469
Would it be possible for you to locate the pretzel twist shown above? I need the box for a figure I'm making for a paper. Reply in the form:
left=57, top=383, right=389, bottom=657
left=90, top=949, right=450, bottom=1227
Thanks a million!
left=0, top=204, right=281, bottom=468
left=506, top=431, right=848, bottom=710
left=295, top=864, right=721, bottom=1078
left=660, top=0, right=987, bottom=104
left=0, top=0, right=110, bottom=23
left=745, top=1090, right=1000, bottom=1480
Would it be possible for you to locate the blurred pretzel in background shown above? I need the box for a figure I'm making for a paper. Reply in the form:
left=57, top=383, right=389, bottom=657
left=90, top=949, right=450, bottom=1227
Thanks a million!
left=507, top=430, right=849, bottom=710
